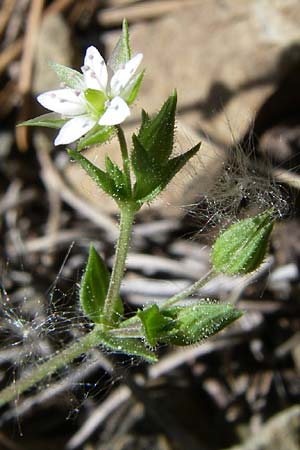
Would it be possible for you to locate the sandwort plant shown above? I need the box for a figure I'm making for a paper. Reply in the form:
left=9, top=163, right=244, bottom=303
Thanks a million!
left=0, top=20, right=278, bottom=407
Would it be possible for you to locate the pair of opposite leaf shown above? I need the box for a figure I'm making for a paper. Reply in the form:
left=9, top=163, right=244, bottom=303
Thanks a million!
left=69, top=91, right=201, bottom=207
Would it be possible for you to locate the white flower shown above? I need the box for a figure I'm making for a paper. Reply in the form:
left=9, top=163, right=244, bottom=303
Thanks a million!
left=37, top=46, right=143, bottom=146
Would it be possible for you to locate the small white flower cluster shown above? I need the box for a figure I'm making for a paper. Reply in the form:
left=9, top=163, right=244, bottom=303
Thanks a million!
left=37, top=46, right=143, bottom=145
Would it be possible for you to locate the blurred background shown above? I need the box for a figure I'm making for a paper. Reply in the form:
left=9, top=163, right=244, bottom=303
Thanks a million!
left=1, top=1, right=300, bottom=449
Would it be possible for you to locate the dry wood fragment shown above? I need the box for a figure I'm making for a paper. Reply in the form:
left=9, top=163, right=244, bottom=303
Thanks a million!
left=0, top=38, right=23, bottom=75
left=0, top=0, right=17, bottom=40
left=16, top=0, right=45, bottom=151
left=98, top=0, right=200, bottom=26
left=67, top=385, right=131, bottom=449
left=45, top=0, right=75, bottom=15
left=18, top=0, right=45, bottom=95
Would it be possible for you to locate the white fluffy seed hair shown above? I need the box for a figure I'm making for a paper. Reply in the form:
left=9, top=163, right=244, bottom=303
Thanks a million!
left=175, top=125, right=290, bottom=234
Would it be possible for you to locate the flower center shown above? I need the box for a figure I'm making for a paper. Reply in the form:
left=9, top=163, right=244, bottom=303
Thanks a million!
left=84, top=89, right=107, bottom=119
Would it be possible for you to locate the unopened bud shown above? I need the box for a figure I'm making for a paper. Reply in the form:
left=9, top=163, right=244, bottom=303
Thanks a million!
left=211, top=209, right=274, bottom=275
left=138, top=303, right=242, bottom=347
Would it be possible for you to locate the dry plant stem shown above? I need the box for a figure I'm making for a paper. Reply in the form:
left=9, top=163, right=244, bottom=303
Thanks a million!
left=103, top=205, right=135, bottom=323
left=161, top=269, right=215, bottom=308
left=0, top=326, right=106, bottom=408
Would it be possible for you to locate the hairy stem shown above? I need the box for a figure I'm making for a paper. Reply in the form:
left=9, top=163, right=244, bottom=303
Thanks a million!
left=0, top=326, right=105, bottom=407
left=103, top=205, right=135, bottom=323
left=161, top=270, right=215, bottom=308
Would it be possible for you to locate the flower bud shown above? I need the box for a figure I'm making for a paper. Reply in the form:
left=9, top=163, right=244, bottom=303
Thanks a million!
left=211, top=209, right=274, bottom=275
left=138, top=303, right=242, bottom=347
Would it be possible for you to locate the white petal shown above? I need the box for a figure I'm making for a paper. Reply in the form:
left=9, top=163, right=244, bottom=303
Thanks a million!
left=82, top=46, right=108, bottom=91
left=54, top=116, right=96, bottom=146
left=37, top=89, right=86, bottom=115
left=99, top=97, right=130, bottom=126
left=110, top=53, right=143, bottom=96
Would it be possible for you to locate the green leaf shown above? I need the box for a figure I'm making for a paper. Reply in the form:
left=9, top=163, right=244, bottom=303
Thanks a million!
left=132, top=135, right=162, bottom=201
left=132, top=137, right=200, bottom=204
left=122, top=70, right=145, bottom=105
left=18, top=113, right=68, bottom=129
left=80, top=245, right=109, bottom=323
left=97, top=330, right=158, bottom=363
left=140, top=109, right=150, bottom=133
left=105, top=156, right=128, bottom=200
left=108, top=18, right=131, bottom=73
left=162, top=303, right=242, bottom=346
left=48, top=61, right=84, bottom=89
left=77, top=125, right=115, bottom=151
left=138, top=90, right=177, bottom=164
left=68, top=149, right=131, bottom=203
left=68, top=149, right=116, bottom=197
left=211, top=209, right=275, bottom=275
left=142, top=142, right=201, bottom=203
left=137, top=304, right=173, bottom=347
left=80, top=245, right=123, bottom=324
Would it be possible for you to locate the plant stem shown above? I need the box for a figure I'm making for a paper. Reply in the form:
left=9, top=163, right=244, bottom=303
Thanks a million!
left=116, top=125, right=131, bottom=195
left=161, top=269, right=215, bottom=308
left=0, top=326, right=104, bottom=408
left=103, top=205, right=135, bottom=323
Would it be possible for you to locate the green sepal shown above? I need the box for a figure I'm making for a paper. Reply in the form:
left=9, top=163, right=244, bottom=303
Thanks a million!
left=77, top=125, right=115, bottom=151
left=18, top=113, right=68, bottom=129
left=48, top=61, right=84, bottom=89
left=137, top=304, right=174, bottom=347
left=97, top=330, right=158, bottom=363
left=138, top=90, right=177, bottom=164
left=68, top=149, right=131, bottom=203
left=163, top=303, right=242, bottom=346
left=211, top=209, right=275, bottom=275
left=80, top=245, right=123, bottom=324
left=122, top=70, right=145, bottom=105
left=108, top=18, right=131, bottom=73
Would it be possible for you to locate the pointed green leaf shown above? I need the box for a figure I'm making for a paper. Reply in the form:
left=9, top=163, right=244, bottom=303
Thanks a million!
left=68, top=149, right=131, bottom=203
left=153, top=142, right=201, bottom=199
left=105, top=156, right=128, bottom=200
left=97, top=330, right=158, bottom=363
left=138, top=90, right=177, bottom=164
left=77, top=124, right=115, bottom=151
left=80, top=245, right=123, bottom=324
left=108, top=18, right=131, bottom=73
left=18, top=113, right=68, bottom=129
left=212, top=209, right=275, bottom=275
left=132, top=135, right=162, bottom=201
left=48, top=61, right=84, bottom=89
left=122, top=70, right=145, bottom=105
left=140, top=109, right=150, bottom=132
left=68, top=149, right=115, bottom=197
left=162, top=303, right=242, bottom=346
left=80, top=245, right=109, bottom=323
left=132, top=139, right=201, bottom=204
